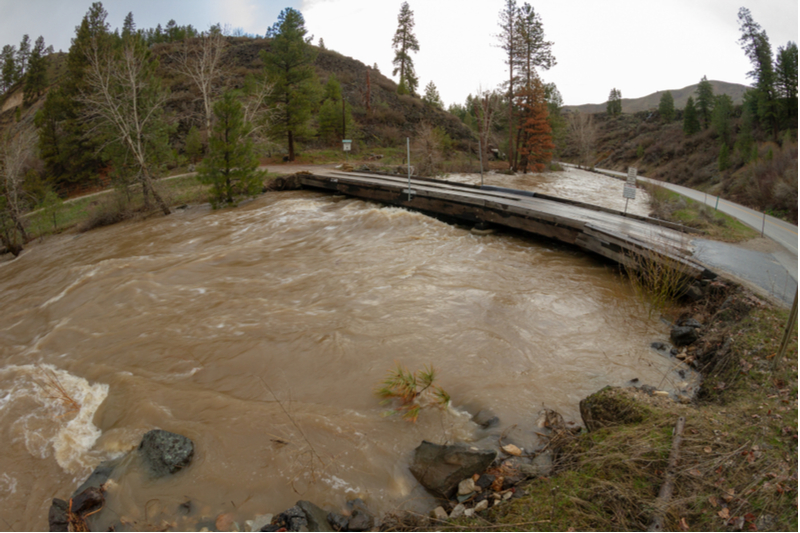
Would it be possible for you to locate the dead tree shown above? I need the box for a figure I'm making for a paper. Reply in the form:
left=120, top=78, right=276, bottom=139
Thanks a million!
left=567, top=111, right=597, bottom=169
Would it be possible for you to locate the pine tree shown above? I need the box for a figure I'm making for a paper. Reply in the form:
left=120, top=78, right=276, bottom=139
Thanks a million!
left=683, top=96, right=701, bottom=135
left=23, top=36, right=48, bottom=105
left=696, top=76, right=714, bottom=129
left=775, top=41, right=798, bottom=128
left=16, top=35, right=30, bottom=78
left=423, top=81, right=443, bottom=108
left=516, top=78, right=554, bottom=173
left=513, top=3, right=556, bottom=88
left=318, top=75, right=355, bottom=144
left=606, top=88, right=622, bottom=115
left=712, top=94, right=734, bottom=147
left=35, top=2, right=108, bottom=190
left=738, top=7, right=778, bottom=138
left=497, top=0, right=518, bottom=168
left=262, top=7, right=318, bottom=161
left=392, top=2, right=420, bottom=96
left=1, top=45, right=17, bottom=92
left=658, top=91, right=675, bottom=122
left=184, top=125, right=203, bottom=163
left=199, top=91, right=261, bottom=207
left=122, top=12, right=136, bottom=38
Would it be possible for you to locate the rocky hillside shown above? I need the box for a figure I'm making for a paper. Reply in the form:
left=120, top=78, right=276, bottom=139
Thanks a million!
left=561, top=111, right=797, bottom=222
left=564, top=80, right=750, bottom=114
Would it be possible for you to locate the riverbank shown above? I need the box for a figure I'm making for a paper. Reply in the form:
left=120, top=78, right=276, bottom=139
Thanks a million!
left=41, top=208, right=797, bottom=532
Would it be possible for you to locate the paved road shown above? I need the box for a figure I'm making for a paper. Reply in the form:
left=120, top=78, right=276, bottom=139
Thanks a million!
left=562, top=163, right=798, bottom=304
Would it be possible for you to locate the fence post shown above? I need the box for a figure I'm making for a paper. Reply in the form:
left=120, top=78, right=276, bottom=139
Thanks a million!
left=761, top=211, right=767, bottom=237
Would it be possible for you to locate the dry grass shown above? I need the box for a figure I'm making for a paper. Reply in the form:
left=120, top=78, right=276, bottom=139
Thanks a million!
left=34, top=365, right=81, bottom=417
left=448, top=287, right=798, bottom=532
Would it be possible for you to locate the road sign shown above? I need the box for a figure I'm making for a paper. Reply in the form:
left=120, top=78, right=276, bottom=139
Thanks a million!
left=627, top=167, right=637, bottom=186
left=623, top=184, right=636, bottom=199
left=342, top=139, right=352, bottom=152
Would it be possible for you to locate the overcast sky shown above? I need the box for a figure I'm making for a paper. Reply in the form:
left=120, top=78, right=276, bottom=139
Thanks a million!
left=1, top=0, right=797, bottom=107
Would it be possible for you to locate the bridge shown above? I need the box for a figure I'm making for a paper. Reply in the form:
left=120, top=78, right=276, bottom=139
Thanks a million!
left=273, top=169, right=714, bottom=280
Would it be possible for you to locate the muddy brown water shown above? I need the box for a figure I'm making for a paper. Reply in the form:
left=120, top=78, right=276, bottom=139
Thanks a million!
left=0, top=189, right=693, bottom=530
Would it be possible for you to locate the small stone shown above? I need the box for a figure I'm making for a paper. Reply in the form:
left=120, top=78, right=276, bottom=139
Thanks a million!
left=348, top=510, right=373, bottom=531
left=475, top=474, right=495, bottom=490
left=327, top=512, right=349, bottom=531
left=654, top=390, right=670, bottom=397
left=501, top=444, right=522, bottom=456
left=490, top=476, right=504, bottom=492
left=449, top=503, right=466, bottom=519
left=474, top=500, right=489, bottom=512
left=431, top=507, right=448, bottom=521
left=245, top=514, right=273, bottom=532
left=457, top=478, right=476, bottom=496
left=216, top=513, right=235, bottom=532
left=502, top=491, right=513, bottom=500
left=464, top=509, right=474, bottom=518
left=297, top=501, right=332, bottom=532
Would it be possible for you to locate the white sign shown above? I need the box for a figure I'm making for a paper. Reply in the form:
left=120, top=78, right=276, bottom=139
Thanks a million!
left=623, top=184, right=636, bottom=200
left=627, top=167, right=637, bottom=186
left=342, top=139, right=352, bottom=152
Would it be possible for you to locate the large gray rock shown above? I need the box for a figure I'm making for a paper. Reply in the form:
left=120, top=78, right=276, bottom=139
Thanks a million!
left=297, top=500, right=333, bottom=532
left=409, top=441, right=497, bottom=498
left=139, top=430, right=194, bottom=478
left=670, top=326, right=699, bottom=347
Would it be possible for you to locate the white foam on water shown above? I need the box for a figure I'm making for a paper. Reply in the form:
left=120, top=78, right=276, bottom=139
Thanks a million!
left=0, top=473, right=17, bottom=495
left=41, top=266, right=100, bottom=308
left=0, top=364, right=109, bottom=475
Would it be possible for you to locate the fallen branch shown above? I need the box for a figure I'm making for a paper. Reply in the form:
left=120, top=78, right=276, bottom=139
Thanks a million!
left=648, top=416, right=686, bottom=531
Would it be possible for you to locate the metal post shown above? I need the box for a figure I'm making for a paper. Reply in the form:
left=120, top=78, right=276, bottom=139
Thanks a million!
left=478, top=139, right=484, bottom=187
left=773, top=289, right=798, bottom=371
left=715, top=195, right=720, bottom=211
left=624, top=197, right=629, bottom=214
left=406, top=137, right=411, bottom=202
left=704, top=191, right=707, bottom=205
left=761, top=211, right=767, bottom=237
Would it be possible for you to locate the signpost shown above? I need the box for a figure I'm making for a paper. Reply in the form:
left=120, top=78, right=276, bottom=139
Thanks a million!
left=342, top=139, right=352, bottom=152
left=623, top=167, right=637, bottom=214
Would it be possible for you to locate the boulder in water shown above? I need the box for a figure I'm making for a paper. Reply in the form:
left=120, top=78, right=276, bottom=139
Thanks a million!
left=139, top=429, right=194, bottom=478
left=409, top=441, right=497, bottom=498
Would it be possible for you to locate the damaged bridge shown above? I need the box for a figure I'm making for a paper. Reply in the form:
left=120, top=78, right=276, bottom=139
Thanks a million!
left=273, top=170, right=714, bottom=280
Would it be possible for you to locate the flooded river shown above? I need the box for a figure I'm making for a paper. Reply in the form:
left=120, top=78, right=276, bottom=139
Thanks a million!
left=0, top=188, right=689, bottom=530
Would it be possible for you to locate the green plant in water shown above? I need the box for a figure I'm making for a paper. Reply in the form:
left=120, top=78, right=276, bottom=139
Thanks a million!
left=625, top=249, right=693, bottom=316
left=375, top=364, right=450, bottom=422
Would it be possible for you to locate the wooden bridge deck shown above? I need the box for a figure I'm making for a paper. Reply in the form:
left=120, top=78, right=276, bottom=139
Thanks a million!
left=288, top=170, right=713, bottom=279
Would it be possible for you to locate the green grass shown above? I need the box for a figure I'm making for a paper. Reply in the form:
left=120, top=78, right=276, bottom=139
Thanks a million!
left=449, top=294, right=798, bottom=532
left=647, top=185, right=758, bottom=242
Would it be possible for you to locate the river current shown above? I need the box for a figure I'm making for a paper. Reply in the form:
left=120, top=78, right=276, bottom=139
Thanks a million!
left=0, top=180, right=688, bottom=529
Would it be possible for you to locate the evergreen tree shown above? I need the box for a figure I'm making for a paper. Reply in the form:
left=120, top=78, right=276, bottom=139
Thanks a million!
left=712, top=94, right=734, bottom=147
left=658, top=91, right=675, bottom=122
left=683, top=96, right=701, bottom=135
left=318, top=75, right=354, bottom=144
left=516, top=78, right=554, bottom=173
left=262, top=7, right=318, bottom=161
left=35, top=2, right=108, bottom=189
left=606, top=88, right=622, bottom=115
left=199, top=91, right=261, bottom=207
left=513, top=3, right=556, bottom=88
left=775, top=41, right=798, bottom=128
left=738, top=7, right=778, bottom=138
left=184, top=125, right=203, bottom=163
left=1, top=45, right=18, bottom=91
left=696, top=75, right=714, bottom=129
left=318, top=37, right=325, bottom=49
left=392, top=2, right=420, bottom=95
left=423, top=81, right=443, bottom=108
left=122, top=12, right=136, bottom=38
left=16, top=35, right=30, bottom=77
left=718, top=143, right=730, bottom=171
left=497, top=0, right=518, bottom=168
left=23, top=36, right=48, bottom=105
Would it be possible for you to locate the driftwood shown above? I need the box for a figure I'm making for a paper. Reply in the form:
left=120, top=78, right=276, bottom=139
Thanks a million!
left=648, top=416, right=686, bottom=531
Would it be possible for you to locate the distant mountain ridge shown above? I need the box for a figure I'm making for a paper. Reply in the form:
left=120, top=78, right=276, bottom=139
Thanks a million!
left=564, top=80, right=751, bottom=114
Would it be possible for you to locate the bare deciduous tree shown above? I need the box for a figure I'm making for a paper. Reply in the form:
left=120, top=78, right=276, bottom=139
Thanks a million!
left=241, top=73, right=275, bottom=147
left=567, top=111, right=597, bottom=169
left=171, top=29, right=229, bottom=136
left=0, top=126, right=35, bottom=255
left=475, top=88, right=503, bottom=165
left=81, top=34, right=171, bottom=215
